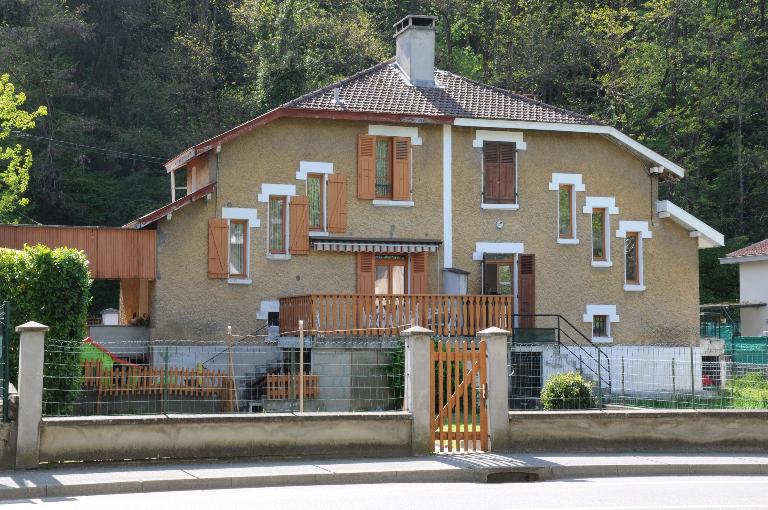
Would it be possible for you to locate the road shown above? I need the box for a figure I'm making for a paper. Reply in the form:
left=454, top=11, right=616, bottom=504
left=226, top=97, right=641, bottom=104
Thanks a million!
left=7, top=476, right=768, bottom=509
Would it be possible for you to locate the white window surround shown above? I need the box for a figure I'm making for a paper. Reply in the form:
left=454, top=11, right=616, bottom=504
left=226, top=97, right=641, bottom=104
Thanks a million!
left=472, top=242, right=525, bottom=261
left=372, top=200, right=414, bottom=207
left=368, top=125, right=422, bottom=145
left=616, top=220, right=651, bottom=292
left=582, top=304, right=620, bottom=343
left=222, top=207, right=260, bottom=227
left=295, top=161, right=333, bottom=180
left=481, top=203, right=520, bottom=211
left=583, top=197, right=619, bottom=267
left=472, top=130, right=527, bottom=150
left=256, top=300, right=280, bottom=320
left=258, top=183, right=296, bottom=203
left=221, top=208, right=258, bottom=285
left=550, top=173, right=584, bottom=244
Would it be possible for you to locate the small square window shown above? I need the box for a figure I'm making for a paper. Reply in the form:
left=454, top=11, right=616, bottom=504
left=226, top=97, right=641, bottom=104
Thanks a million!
left=592, top=315, right=609, bottom=338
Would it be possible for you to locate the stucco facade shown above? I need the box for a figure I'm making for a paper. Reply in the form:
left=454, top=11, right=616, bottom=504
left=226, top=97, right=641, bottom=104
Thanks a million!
left=150, top=117, right=701, bottom=345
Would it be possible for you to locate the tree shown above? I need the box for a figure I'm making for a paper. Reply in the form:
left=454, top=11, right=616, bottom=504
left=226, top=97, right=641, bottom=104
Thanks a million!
left=0, top=74, right=46, bottom=222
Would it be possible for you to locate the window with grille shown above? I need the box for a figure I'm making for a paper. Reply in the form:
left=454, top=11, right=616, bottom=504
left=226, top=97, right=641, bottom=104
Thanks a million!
left=375, top=138, right=392, bottom=199
left=269, top=196, right=286, bottom=254
left=307, top=174, right=324, bottom=231
left=592, top=315, right=609, bottom=338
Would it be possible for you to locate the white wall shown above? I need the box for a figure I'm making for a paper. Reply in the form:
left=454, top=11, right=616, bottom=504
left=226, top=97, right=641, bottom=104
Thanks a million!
left=739, top=260, right=768, bottom=336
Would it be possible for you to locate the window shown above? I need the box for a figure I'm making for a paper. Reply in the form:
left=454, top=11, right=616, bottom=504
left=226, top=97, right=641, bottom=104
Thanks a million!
left=592, top=315, right=609, bottom=338
left=375, top=138, right=392, bottom=199
left=228, top=219, right=247, bottom=277
left=269, top=196, right=286, bottom=254
left=592, top=208, right=606, bottom=261
left=558, top=184, right=574, bottom=238
left=482, top=254, right=514, bottom=295
left=307, top=174, right=324, bottom=231
left=483, top=142, right=516, bottom=204
left=625, top=232, right=640, bottom=285
left=374, top=255, right=407, bottom=294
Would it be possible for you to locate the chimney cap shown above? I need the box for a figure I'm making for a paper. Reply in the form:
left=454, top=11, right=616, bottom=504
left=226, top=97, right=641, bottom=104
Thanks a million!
left=393, top=15, right=436, bottom=38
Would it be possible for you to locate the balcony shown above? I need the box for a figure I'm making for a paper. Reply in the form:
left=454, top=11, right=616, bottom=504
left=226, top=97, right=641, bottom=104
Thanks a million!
left=279, top=294, right=521, bottom=337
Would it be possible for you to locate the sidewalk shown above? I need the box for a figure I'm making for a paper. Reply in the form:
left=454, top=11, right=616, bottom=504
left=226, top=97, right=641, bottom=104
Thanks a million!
left=2, top=452, right=768, bottom=501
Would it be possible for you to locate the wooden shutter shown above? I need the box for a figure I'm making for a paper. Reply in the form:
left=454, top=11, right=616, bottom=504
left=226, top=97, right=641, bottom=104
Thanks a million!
left=357, top=134, right=375, bottom=199
left=289, top=195, right=309, bottom=255
left=357, top=252, right=375, bottom=294
left=483, top=142, right=516, bottom=204
left=327, top=174, right=348, bottom=233
left=484, top=142, right=500, bottom=202
left=518, top=254, right=535, bottom=328
left=207, top=218, right=228, bottom=278
left=410, top=252, right=428, bottom=294
left=392, top=137, right=411, bottom=201
left=499, top=143, right=516, bottom=203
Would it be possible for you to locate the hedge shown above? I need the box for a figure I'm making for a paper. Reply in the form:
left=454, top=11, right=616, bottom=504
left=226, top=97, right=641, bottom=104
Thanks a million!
left=0, top=245, right=90, bottom=414
left=540, top=372, right=595, bottom=410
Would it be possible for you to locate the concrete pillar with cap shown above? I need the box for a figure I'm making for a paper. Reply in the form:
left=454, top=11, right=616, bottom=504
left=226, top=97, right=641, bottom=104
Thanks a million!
left=477, top=326, right=510, bottom=451
left=401, top=325, right=434, bottom=455
left=15, top=321, right=49, bottom=469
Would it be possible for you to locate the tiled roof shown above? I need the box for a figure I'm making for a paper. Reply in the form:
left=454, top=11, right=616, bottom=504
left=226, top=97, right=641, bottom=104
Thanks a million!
left=283, top=60, right=600, bottom=125
left=726, top=239, right=768, bottom=258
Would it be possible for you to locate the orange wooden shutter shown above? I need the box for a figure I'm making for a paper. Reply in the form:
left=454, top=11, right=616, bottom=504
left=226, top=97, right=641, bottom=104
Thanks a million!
left=207, top=218, right=229, bottom=278
left=357, top=252, right=375, bottom=294
left=357, top=134, right=375, bottom=199
left=289, top=195, right=309, bottom=255
left=392, top=136, right=411, bottom=201
left=410, top=252, right=428, bottom=294
left=327, top=174, right=348, bottom=233
left=499, top=143, right=516, bottom=203
left=518, top=254, right=535, bottom=328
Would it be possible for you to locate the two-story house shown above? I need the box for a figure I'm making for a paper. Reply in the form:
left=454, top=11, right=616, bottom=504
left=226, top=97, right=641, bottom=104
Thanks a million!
left=121, top=15, right=723, bottom=349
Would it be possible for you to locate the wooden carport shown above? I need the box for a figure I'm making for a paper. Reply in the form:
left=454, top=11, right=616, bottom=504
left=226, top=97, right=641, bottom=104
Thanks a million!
left=0, top=224, right=156, bottom=324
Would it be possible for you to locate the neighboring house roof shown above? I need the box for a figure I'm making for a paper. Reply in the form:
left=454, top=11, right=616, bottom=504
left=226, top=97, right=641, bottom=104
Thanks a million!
left=124, top=182, right=216, bottom=229
left=163, top=60, right=686, bottom=178
left=655, top=201, right=724, bottom=249
left=284, top=60, right=598, bottom=125
left=720, top=238, right=768, bottom=265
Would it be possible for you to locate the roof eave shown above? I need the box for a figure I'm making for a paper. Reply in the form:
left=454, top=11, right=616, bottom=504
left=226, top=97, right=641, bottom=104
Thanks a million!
left=655, top=200, right=724, bottom=249
left=720, top=254, right=768, bottom=265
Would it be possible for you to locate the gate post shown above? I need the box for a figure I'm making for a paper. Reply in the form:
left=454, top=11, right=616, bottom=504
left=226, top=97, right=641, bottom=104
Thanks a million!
left=402, top=326, right=433, bottom=455
left=477, top=326, right=510, bottom=452
left=16, top=321, right=48, bottom=469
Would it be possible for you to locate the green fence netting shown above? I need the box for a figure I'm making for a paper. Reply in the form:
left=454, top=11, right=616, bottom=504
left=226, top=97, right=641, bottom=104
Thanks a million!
left=727, top=336, right=768, bottom=365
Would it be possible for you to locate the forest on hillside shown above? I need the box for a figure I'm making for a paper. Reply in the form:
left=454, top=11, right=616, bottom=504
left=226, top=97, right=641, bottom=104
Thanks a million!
left=1, top=0, right=767, bottom=303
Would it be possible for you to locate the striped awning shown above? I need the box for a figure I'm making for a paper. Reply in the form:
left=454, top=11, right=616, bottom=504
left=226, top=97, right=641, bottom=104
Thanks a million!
left=311, top=237, right=441, bottom=253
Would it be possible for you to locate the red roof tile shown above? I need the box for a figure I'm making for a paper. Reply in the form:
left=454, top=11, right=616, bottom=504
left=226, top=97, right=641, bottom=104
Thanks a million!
left=726, top=239, right=768, bottom=258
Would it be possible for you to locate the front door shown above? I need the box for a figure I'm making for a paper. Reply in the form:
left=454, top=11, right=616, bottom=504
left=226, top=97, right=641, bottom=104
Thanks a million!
left=482, top=253, right=535, bottom=329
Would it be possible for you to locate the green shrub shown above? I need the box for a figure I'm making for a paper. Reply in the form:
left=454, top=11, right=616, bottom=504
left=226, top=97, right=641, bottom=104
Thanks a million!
left=0, top=245, right=91, bottom=414
left=540, top=372, right=594, bottom=410
left=727, top=372, right=768, bottom=409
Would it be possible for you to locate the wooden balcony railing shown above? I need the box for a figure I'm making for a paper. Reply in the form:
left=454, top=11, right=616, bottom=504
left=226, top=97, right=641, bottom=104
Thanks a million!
left=278, top=294, right=518, bottom=337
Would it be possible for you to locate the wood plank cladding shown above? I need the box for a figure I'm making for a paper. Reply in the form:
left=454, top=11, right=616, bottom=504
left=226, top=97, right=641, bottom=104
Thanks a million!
left=0, top=225, right=156, bottom=280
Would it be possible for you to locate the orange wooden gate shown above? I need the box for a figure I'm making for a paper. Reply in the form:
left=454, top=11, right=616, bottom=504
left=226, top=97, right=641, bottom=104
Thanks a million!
left=430, top=339, right=488, bottom=453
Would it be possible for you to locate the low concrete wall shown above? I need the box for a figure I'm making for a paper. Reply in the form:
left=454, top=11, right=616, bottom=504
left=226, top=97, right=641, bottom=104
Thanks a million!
left=39, top=412, right=412, bottom=463
left=0, top=421, right=17, bottom=468
left=505, top=409, right=768, bottom=452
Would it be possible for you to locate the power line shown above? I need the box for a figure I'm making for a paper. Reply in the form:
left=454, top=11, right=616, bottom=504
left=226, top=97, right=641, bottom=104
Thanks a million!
left=8, top=130, right=169, bottom=163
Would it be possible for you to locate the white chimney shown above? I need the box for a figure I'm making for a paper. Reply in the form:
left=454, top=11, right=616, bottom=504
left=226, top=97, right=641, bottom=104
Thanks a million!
left=394, top=15, right=437, bottom=87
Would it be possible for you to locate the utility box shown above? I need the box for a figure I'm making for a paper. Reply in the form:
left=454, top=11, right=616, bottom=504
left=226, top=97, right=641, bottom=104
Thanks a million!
left=101, top=308, right=119, bottom=326
left=442, top=268, right=469, bottom=295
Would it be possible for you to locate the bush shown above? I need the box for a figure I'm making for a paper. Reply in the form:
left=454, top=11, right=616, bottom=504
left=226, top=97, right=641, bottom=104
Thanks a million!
left=728, top=372, right=768, bottom=409
left=0, top=245, right=91, bottom=414
left=540, top=372, right=594, bottom=410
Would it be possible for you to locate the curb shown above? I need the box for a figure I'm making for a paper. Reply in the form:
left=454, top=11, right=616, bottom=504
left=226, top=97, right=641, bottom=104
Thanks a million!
left=1, top=462, right=767, bottom=501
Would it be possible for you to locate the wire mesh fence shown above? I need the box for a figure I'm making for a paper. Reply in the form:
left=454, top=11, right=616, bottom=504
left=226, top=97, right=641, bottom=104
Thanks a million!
left=508, top=342, right=768, bottom=410
left=42, top=334, right=404, bottom=416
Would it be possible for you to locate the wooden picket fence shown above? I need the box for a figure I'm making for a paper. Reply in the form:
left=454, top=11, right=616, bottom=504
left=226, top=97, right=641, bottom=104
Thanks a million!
left=430, top=339, right=488, bottom=453
left=266, top=373, right=319, bottom=399
left=81, top=360, right=233, bottom=402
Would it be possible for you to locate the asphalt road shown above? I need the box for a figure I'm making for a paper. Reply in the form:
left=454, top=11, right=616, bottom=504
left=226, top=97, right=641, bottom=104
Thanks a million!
left=8, top=476, right=768, bottom=509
